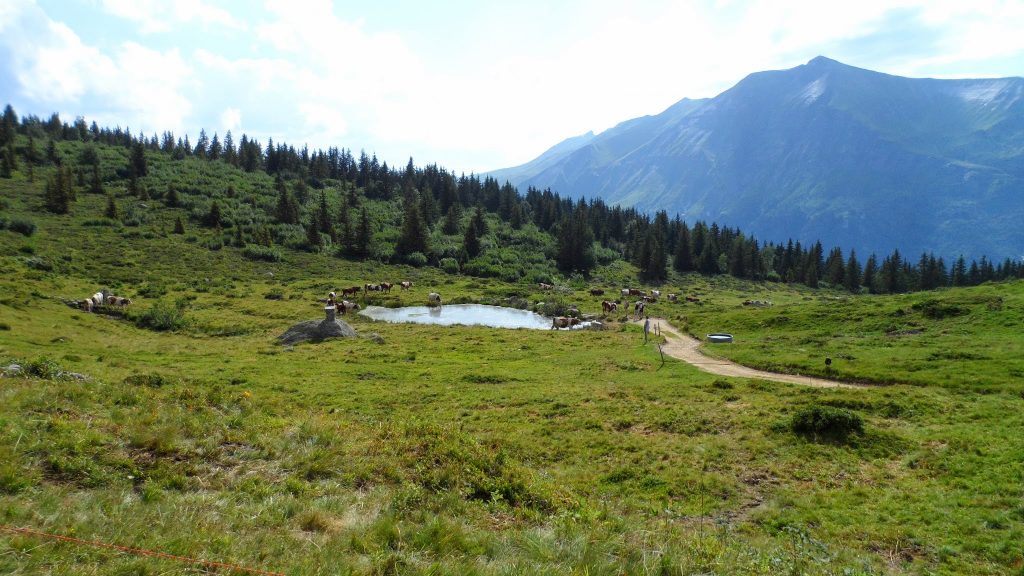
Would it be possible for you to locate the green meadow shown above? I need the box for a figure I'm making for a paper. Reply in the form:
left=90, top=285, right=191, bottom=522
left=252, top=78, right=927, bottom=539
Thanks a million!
left=2, top=152, right=1024, bottom=575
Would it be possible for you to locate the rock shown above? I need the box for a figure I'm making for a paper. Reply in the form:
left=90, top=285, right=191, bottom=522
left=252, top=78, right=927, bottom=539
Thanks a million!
left=1, top=364, right=23, bottom=377
left=277, top=317, right=357, bottom=345
left=61, top=371, right=90, bottom=381
left=364, top=333, right=385, bottom=344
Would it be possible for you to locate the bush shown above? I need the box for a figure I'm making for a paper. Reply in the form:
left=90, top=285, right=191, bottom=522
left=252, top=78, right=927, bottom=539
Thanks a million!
left=439, top=257, right=460, bottom=274
left=26, top=356, right=63, bottom=379
left=7, top=218, right=36, bottom=236
left=124, top=373, right=169, bottom=387
left=23, top=256, right=53, bottom=271
left=242, top=244, right=282, bottom=262
left=406, top=251, right=428, bottom=267
left=132, top=299, right=189, bottom=331
left=790, top=405, right=864, bottom=440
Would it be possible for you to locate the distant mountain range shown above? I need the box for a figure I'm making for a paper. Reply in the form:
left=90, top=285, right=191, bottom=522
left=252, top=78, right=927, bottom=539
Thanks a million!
left=489, top=57, right=1024, bottom=260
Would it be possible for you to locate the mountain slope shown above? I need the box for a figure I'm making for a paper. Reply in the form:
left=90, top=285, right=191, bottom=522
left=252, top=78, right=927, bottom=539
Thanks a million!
left=491, top=57, right=1024, bottom=259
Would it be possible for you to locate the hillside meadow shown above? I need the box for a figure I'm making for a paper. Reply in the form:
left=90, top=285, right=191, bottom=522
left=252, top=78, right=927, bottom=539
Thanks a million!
left=2, top=170, right=1024, bottom=575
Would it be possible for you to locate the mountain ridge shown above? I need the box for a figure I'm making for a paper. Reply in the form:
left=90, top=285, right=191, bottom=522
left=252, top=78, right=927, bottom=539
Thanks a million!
left=489, top=57, right=1024, bottom=260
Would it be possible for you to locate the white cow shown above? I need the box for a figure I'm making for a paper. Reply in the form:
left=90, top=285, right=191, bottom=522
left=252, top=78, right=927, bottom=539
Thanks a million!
left=428, top=292, right=442, bottom=306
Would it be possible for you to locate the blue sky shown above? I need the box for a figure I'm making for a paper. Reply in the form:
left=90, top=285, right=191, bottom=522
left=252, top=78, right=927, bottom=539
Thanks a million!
left=1, top=0, right=1023, bottom=173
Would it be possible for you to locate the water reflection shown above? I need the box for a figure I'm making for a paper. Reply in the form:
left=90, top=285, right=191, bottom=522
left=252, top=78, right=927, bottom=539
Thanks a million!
left=359, top=304, right=552, bottom=330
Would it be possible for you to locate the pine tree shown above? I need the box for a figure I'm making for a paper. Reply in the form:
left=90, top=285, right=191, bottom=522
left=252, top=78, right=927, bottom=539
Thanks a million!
left=471, top=205, right=488, bottom=236
left=673, top=223, right=694, bottom=272
left=863, top=254, right=879, bottom=293
left=442, top=204, right=461, bottom=235
left=129, top=141, right=147, bottom=177
left=462, top=219, right=480, bottom=260
left=90, top=163, right=103, bottom=194
left=951, top=256, right=968, bottom=286
left=44, top=167, right=71, bottom=213
left=104, top=194, right=119, bottom=219
left=274, top=177, right=299, bottom=224
left=205, top=201, right=222, bottom=228
left=843, top=250, right=862, bottom=292
left=305, top=218, right=322, bottom=250
left=0, top=148, right=11, bottom=178
left=165, top=185, right=179, bottom=207
left=396, top=195, right=430, bottom=258
left=173, top=216, right=185, bottom=234
left=353, top=207, right=372, bottom=259
left=555, top=210, right=595, bottom=274
left=316, top=190, right=335, bottom=241
left=336, top=200, right=353, bottom=253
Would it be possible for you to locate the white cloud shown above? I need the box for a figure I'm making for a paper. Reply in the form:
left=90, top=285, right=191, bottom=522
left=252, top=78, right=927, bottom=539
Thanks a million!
left=100, top=0, right=245, bottom=34
left=219, top=107, right=242, bottom=132
left=1, top=3, right=193, bottom=134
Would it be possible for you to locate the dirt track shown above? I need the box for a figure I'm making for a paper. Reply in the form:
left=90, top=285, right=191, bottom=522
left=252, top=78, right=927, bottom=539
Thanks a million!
left=637, top=317, right=859, bottom=389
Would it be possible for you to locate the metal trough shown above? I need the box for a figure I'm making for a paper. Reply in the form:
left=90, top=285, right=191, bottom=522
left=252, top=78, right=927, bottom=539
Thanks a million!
left=707, top=333, right=734, bottom=343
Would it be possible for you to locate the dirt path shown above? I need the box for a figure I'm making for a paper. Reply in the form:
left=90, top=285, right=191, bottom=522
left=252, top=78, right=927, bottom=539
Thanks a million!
left=636, top=317, right=860, bottom=389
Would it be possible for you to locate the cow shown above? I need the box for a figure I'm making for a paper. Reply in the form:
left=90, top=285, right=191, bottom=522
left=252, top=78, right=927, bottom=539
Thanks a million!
left=106, top=296, right=132, bottom=307
left=341, top=286, right=361, bottom=297
left=91, top=292, right=105, bottom=307
left=339, top=300, right=360, bottom=314
left=628, top=288, right=646, bottom=297
left=428, top=292, right=442, bottom=306
left=400, top=281, right=413, bottom=290
left=538, top=282, right=554, bottom=291
left=380, top=282, right=393, bottom=294
left=667, top=293, right=678, bottom=302
left=590, top=288, right=605, bottom=296
left=621, top=288, right=631, bottom=297
left=79, top=299, right=93, bottom=313
left=601, top=300, right=618, bottom=314
left=364, top=283, right=381, bottom=293
left=650, top=290, right=661, bottom=299
left=685, top=296, right=700, bottom=303
left=633, top=300, right=646, bottom=319
left=551, top=316, right=581, bottom=330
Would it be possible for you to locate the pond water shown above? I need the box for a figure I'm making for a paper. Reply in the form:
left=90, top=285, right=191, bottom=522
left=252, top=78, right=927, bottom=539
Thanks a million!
left=359, top=304, right=554, bottom=330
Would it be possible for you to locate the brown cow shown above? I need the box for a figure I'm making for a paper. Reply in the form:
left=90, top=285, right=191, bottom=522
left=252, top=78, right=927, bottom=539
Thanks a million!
left=685, top=296, right=700, bottom=303
left=628, top=288, right=646, bottom=297
left=667, top=293, right=678, bottom=302
left=590, top=288, right=605, bottom=296
left=633, top=300, right=646, bottom=319
left=400, top=281, right=413, bottom=290
left=538, top=282, right=554, bottom=291
left=338, top=300, right=360, bottom=314
left=342, top=286, right=361, bottom=297
left=380, top=282, right=393, bottom=294
left=601, top=300, right=618, bottom=313
left=551, top=316, right=581, bottom=330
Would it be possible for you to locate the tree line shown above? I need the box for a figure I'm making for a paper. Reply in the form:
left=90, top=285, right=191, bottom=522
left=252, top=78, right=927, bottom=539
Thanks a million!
left=3, top=103, right=1022, bottom=293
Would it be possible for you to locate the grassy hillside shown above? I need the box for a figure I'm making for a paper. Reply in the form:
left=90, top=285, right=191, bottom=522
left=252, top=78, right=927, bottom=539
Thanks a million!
left=2, top=147, right=1024, bottom=575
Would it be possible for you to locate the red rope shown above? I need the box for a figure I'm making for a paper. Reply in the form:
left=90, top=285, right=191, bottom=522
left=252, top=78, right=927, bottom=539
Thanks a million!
left=1, top=524, right=285, bottom=575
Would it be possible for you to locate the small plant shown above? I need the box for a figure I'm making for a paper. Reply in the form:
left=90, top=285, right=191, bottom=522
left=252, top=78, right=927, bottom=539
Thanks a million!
left=132, top=299, right=189, bottom=331
left=242, top=244, right=282, bottom=262
left=439, top=257, right=460, bottom=274
left=790, top=405, right=864, bottom=440
left=124, top=372, right=169, bottom=387
left=26, top=356, right=63, bottom=379
left=7, top=218, right=36, bottom=236
left=406, top=251, right=428, bottom=267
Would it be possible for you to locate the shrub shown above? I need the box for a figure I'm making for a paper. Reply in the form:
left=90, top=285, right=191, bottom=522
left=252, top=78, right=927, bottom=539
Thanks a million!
left=790, top=405, right=864, bottom=440
left=242, top=244, right=282, bottom=262
left=406, top=251, right=428, bottom=267
left=26, top=356, right=63, bottom=379
left=23, top=257, right=53, bottom=271
left=132, top=299, right=189, bottom=331
left=912, top=299, right=968, bottom=320
left=124, top=372, right=169, bottom=387
left=7, top=218, right=36, bottom=236
left=439, top=257, right=460, bottom=274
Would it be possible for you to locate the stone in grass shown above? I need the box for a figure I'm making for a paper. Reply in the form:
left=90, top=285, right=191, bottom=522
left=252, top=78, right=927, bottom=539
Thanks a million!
left=277, top=306, right=358, bottom=345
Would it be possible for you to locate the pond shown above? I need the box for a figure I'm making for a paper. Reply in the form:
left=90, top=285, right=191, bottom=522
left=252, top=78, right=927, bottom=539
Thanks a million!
left=359, top=304, right=553, bottom=330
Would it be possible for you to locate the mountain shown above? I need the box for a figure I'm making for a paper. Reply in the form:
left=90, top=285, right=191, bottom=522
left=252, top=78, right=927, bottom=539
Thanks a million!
left=490, top=57, right=1024, bottom=260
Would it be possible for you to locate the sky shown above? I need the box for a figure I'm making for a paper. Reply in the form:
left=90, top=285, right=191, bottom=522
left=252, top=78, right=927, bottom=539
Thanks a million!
left=1, top=0, right=1023, bottom=174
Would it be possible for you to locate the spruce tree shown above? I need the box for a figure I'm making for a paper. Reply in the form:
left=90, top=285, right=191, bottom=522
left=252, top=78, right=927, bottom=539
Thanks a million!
left=396, top=196, right=430, bottom=257
left=90, top=163, right=103, bottom=194
left=173, top=216, right=185, bottom=234
left=129, top=141, right=147, bottom=177
left=442, top=204, right=461, bottom=235
left=354, top=207, right=372, bottom=259
left=844, top=250, right=862, bottom=292
left=104, top=194, right=119, bottom=219
left=165, top=185, right=179, bottom=207
left=205, top=201, right=222, bottom=228
left=0, top=148, right=11, bottom=178
left=673, top=224, right=694, bottom=272
left=462, top=219, right=480, bottom=260
left=305, top=218, right=322, bottom=250
left=316, top=190, right=335, bottom=241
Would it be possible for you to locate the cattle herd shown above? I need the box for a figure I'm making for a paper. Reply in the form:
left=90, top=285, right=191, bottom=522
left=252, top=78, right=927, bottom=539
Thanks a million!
left=73, top=290, right=132, bottom=313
